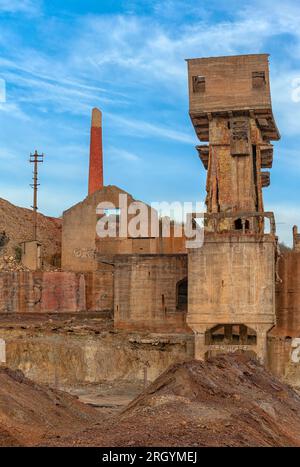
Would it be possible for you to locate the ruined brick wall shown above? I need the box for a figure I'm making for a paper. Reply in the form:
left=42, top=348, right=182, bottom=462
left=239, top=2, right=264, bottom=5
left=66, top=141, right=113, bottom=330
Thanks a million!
left=0, top=271, right=113, bottom=313
left=114, top=254, right=190, bottom=333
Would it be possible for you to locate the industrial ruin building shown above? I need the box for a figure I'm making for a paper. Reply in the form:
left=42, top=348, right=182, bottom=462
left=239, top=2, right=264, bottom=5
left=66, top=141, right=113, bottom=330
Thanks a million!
left=1, top=53, right=300, bottom=387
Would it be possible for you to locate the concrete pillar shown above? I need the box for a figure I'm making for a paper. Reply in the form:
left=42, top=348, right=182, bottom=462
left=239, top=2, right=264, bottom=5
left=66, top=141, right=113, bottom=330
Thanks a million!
left=21, top=241, right=41, bottom=271
left=88, top=107, right=103, bottom=195
left=255, top=325, right=272, bottom=364
left=194, top=331, right=206, bottom=360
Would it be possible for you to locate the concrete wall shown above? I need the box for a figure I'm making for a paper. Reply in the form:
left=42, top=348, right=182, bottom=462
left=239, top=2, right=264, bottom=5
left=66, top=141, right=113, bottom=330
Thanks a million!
left=188, top=235, right=276, bottom=362
left=114, top=254, right=190, bottom=333
left=0, top=270, right=113, bottom=313
left=62, top=185, right=136, bottom=271
left=21, top=241, right=41, bottom=271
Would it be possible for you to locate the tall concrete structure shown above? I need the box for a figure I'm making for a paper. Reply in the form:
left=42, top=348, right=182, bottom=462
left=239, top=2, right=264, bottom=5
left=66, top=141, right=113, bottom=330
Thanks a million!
left=293, top=226, right=300, bottom=252
left=186, top=54, right=280, bottom=363
left=88, top=108, right=103, bottom=195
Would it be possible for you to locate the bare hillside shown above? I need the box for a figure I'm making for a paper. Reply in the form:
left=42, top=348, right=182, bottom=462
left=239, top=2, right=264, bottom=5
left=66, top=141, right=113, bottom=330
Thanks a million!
left=0, top=197, right=61, bottom=270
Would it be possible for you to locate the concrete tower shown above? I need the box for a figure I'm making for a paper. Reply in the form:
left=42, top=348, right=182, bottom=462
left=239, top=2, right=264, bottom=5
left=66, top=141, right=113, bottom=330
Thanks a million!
left=88, top=107, right=103, bottom=195
left=186, top=54, right=280, bottom=363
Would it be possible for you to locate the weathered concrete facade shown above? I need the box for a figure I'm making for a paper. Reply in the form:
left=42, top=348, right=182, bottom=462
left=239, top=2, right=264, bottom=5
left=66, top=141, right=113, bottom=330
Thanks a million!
left=62, top=185, right=136, bottom=272
left=114, top=254, right=189, bottom=332
left=20, top=240, right=41, bottom=271
left=293, top=226, right=300, bottom=252
left=188, top=235, right=276, bottom=362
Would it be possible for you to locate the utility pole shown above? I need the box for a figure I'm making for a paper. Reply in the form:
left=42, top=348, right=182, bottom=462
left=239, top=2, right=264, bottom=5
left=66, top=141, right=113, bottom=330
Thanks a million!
left=29, top=150, right=44, bottom=241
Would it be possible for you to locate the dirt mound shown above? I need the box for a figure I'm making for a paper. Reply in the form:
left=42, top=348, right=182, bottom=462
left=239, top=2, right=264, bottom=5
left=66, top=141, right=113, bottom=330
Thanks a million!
left=0, top=197, right=61, bottom=270
left=114, top=354, right=300, bottom=446
left=0, top=367, right=98, bottom=446
left=53, top=353, right=300, bottom=447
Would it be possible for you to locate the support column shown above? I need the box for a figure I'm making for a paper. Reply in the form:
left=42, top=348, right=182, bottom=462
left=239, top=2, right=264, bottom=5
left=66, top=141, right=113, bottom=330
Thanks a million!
left=194, top=330, right=206, bottom=360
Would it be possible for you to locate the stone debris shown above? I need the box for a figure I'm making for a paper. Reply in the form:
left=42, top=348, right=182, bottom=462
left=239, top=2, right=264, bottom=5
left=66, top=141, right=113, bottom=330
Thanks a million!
left=0, top=254, right=29, bottom=272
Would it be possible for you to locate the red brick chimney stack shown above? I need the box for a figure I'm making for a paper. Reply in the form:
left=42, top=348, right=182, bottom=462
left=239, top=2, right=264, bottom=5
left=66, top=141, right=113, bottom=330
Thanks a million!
left=88, top=107, right=103, bottom=195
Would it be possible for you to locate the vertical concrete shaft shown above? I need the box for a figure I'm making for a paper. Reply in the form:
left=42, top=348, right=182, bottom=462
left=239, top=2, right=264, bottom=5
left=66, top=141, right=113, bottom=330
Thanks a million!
left=88, top=108, right=103, bottom=195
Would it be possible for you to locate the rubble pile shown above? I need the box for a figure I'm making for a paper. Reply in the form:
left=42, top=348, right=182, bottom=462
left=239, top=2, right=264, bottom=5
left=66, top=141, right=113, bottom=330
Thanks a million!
left=0, top=255, right=29, bottom=272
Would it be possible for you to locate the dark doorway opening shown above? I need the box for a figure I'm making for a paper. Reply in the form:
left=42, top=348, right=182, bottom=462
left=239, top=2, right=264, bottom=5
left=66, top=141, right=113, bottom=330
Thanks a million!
left=176, top=278, right=188, bottom=311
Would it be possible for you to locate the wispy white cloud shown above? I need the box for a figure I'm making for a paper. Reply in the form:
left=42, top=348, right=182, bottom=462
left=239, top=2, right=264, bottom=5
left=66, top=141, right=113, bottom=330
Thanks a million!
left=108, top=147, right=141, bottom=162
left=0, top=0, right=42, bottom=16
left=0, top=102, right=31, bottom=121
left=107, top=113, right=194, bottom=144
left=0, top=0, right=300, bottom=219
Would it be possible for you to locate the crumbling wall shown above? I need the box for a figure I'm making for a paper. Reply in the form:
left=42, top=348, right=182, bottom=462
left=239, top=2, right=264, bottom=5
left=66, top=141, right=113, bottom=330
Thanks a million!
left=0, top=270, right=113, bottom=313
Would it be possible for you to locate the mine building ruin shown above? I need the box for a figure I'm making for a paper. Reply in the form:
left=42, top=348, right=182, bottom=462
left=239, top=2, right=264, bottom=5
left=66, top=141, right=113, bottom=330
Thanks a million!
left=1, top=53, right=300, bottom=388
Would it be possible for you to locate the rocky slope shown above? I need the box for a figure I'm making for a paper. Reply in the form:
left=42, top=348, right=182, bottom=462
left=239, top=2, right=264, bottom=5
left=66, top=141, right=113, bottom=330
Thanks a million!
left=0, top=197, right=61, bottom=270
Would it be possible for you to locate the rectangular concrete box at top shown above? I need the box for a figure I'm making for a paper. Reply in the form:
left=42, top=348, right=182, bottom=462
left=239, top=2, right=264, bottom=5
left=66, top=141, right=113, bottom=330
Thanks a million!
left=186, top=54, right=280, bottom=142
left=187, top=54, right=272, bottom=113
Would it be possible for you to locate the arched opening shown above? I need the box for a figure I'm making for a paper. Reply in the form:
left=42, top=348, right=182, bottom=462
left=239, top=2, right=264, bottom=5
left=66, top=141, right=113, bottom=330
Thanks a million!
left=176, top=277, right=188, bottom=311
left=205, top=324, right=257, bottom=345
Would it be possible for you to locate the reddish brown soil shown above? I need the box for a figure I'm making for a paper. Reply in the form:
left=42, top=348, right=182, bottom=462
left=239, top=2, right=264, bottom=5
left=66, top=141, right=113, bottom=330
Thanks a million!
left=48, top=354, right=300, bottom=447
left=3, top=354, right=300, bottom=447
left=0, top=367, right=98, bottom=446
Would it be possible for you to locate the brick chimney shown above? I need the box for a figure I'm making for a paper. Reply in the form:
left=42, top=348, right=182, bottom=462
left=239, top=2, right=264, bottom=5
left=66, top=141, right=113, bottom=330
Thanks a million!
left=88, top=107, right=103, bottom=195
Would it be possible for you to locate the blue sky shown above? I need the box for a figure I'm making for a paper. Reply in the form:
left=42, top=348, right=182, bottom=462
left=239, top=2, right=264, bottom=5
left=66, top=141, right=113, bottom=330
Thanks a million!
left=0, top=0, right=300, bottom=244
